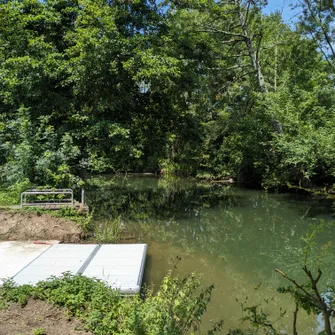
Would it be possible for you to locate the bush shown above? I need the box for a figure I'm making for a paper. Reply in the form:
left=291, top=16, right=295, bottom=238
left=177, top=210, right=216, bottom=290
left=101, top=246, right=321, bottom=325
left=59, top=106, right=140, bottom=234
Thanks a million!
left=0, top=272, right=219, bottom=335
left=0, top=179, right=31, bottom=206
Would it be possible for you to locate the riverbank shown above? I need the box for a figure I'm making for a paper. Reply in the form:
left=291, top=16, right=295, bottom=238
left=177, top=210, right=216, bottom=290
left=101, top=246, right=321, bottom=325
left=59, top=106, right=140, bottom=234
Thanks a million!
left=0, top=209, right=89, bottom=335
left=0, top=298, right=93, bottom=335
left=0, top=210, right=84, bottom=242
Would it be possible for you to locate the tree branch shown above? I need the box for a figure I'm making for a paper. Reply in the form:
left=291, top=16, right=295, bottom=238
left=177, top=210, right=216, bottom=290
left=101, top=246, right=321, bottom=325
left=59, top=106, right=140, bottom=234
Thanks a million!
left=275, top=268, right=320, bottom=307
left=293, top=304, right=299, bottom=335
left=197, top=27, right=245, bottom=38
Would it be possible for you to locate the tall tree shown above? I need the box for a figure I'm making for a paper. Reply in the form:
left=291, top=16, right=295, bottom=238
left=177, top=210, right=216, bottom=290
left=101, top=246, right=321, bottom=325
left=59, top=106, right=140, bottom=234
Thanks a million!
left=296, top=0, right=335, bottom=69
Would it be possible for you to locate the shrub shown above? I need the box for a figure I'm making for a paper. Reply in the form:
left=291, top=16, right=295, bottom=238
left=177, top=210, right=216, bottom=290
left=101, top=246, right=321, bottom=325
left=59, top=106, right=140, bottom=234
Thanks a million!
left=0, top=272, right=219, bottom=335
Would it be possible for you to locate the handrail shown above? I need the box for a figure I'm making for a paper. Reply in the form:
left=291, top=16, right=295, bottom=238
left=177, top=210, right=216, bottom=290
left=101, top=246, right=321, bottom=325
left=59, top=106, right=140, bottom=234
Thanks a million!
left=21, top=189, right=74, bottom=208
left=23, top=189, right=73, bottom=193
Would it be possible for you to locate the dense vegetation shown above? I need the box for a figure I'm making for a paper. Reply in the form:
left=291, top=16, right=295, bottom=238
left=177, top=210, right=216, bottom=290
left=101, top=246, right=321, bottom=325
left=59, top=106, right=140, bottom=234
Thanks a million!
left=0, top=0, right=334, bottom=190
left=0, top=272, right=220, bottom=335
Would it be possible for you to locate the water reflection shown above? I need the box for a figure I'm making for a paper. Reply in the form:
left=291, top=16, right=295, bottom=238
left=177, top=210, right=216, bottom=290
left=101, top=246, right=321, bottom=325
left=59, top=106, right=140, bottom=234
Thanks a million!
left=86, top=175, right=335, bottom=333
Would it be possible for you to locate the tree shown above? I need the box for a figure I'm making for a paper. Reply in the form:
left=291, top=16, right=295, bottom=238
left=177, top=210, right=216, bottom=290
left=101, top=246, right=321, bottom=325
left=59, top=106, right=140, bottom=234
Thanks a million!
left=296, top=0, right=335, bottom=69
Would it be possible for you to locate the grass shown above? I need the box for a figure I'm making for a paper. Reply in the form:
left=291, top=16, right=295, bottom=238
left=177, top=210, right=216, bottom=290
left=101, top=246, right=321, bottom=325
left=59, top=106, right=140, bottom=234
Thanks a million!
left=0, top=272, right=217, bottom=335
left=32, top=328, right=46, bottom=335
left=93, top=216, right=122, bottom=243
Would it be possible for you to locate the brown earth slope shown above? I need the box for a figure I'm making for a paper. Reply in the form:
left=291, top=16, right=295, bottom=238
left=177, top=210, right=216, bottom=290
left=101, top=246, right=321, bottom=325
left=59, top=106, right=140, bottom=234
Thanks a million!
left=0, top=298, right=93, bottom=335
left=0, top=211, right=84, bottom=242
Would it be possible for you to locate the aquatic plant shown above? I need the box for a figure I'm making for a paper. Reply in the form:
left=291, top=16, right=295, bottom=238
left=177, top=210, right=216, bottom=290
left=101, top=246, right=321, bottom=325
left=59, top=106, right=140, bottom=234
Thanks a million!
left=93, top=216, right=123, bottom=243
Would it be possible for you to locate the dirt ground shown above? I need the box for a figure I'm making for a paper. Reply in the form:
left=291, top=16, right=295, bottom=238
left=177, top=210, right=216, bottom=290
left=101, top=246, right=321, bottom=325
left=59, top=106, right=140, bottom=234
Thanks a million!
left=0, top=211, right=84, bottom=242
left=0, top=298, right=93, bottom=335
left=0, top=211, right=91, bottom=334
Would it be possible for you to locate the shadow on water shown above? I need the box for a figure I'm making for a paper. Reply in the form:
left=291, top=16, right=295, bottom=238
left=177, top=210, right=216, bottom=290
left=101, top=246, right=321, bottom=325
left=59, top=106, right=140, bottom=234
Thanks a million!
left=86, top=175, right=335, bottom=333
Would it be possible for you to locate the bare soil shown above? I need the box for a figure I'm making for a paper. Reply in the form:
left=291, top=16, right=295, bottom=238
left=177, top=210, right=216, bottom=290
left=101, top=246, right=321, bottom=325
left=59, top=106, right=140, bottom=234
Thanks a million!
left=0, top=298, right=93, bottom=335
left=0, top=211, right=84, bottom=242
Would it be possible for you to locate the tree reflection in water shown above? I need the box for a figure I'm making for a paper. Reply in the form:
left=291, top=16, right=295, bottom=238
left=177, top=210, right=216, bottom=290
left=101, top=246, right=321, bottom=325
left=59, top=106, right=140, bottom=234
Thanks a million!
left=86, top=175, right=335, bottom=333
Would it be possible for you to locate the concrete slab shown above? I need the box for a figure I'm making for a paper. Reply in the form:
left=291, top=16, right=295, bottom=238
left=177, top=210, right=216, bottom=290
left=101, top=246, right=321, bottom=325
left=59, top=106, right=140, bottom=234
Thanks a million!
left=0, top=241, right=58, bottom=284
left=82, top=244, right=147, bottom=294
left=13, top=244, right=97, bottom=286
left=0, top=242, right=147, bottom=294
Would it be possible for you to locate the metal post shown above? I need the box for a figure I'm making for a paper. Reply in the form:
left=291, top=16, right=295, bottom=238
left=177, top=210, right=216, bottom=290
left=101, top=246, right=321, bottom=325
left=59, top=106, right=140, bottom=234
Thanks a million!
left=81, top=188, right=85, bottom=207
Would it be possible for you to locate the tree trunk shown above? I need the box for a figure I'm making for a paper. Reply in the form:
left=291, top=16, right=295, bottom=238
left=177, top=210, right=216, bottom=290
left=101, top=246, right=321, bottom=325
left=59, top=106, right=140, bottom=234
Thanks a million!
left=235, top=0, right=267, bottom=93
left=235, top=0, right=282, bottom=133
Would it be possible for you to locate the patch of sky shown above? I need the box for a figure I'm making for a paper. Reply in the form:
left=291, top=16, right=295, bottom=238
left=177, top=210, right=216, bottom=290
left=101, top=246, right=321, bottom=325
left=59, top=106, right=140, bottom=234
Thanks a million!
left=263, top=0, right=301, bottom=25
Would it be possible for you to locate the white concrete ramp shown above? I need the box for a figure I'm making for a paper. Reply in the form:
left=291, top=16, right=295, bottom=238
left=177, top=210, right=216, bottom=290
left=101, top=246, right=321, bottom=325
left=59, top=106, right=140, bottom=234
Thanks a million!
left=0, top=242, right=147, bottom=294
left=13, top=244, right=97, bottom=286
left=0, top=241, right=59, bottom=285
left=83, top=244, right=147, bottom=294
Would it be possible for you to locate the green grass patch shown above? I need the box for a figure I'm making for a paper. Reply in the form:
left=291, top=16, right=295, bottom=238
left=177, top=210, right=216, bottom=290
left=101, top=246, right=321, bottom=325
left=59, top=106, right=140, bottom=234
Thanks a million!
left=0, top=272, right=220, bottom=335
left=32, top=328, right=46, bottom=335
left=93, top=216, right=122, bottom=243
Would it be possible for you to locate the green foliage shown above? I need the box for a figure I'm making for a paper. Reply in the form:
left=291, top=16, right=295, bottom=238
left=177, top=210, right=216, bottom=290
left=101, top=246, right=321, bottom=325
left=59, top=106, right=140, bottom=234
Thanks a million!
left=52, top=206, right=94, bottom=231
left=0, top=179, right=31, bottom=206
left=0, top=108, right=81, bottom=188
left=0, top=280, right=33, bottom=306
left=93, top=216, right=122, bottom=243
left=240, top=301, right=286, bottom=335
left=275, top=223, right=335, bottom=335
left=144, top=270, right=215, bottom=335
left=295, top=0, right=335, bottom=69
left=0, top=0, right=334, bottom=189
left=0, top=272, right=219, bottom=335
left=32, top=328, right=46, bottom=335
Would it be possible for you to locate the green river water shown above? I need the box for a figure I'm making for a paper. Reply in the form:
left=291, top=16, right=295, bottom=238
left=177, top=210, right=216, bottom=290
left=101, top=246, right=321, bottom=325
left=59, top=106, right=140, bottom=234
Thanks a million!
left=86, top=175, right=335, bottom=334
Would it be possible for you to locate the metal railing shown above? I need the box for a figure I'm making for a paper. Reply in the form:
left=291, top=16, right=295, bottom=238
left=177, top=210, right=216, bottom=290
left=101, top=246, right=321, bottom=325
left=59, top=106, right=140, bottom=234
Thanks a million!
left=20, top=189, right=74, bottom=208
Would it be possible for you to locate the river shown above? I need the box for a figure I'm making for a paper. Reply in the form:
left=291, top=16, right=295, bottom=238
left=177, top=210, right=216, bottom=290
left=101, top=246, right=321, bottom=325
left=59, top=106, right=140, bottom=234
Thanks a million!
left=86, top=175, right=335, bottom=334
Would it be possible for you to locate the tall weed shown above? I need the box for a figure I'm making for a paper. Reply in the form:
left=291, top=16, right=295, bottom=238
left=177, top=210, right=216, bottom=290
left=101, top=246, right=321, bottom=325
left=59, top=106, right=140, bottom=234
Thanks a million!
left=93, top=216, right=122, bottom=243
